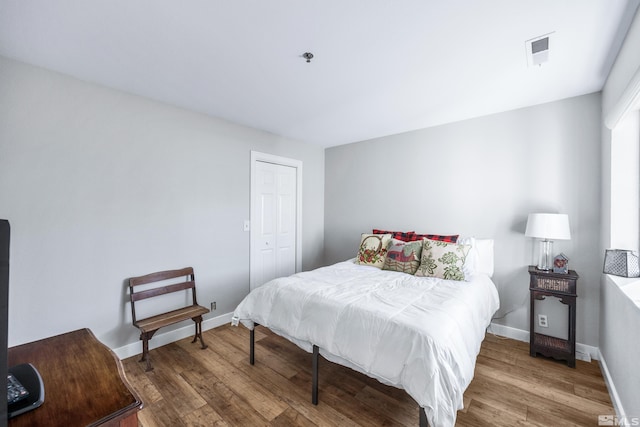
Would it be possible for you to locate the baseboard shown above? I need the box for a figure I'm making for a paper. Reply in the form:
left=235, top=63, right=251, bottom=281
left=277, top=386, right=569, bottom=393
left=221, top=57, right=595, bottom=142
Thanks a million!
left=487, top=322, right=529, bottom=342
left=598, top=349, right=628, bottom=423
left=488, top=322, right=600, bottom=361
left=113, top=311, right=234, bottom=360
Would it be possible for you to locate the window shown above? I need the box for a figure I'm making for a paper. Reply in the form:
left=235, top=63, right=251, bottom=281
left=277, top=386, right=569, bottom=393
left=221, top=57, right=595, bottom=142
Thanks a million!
left=610, top=111, right=640, bottom=250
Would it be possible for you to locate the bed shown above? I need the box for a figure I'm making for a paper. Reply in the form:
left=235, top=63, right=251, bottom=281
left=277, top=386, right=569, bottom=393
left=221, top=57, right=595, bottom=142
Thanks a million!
left=232, top=235, right=499, bottom=427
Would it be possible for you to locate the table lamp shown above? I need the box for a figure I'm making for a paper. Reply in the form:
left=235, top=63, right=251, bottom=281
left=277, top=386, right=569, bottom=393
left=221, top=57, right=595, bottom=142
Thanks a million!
left=525, top=213, right=571, bottom=271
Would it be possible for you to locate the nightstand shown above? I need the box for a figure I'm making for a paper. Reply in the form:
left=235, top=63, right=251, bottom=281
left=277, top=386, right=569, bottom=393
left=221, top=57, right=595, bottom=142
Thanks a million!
left=528, top=266, right=578, bottom=368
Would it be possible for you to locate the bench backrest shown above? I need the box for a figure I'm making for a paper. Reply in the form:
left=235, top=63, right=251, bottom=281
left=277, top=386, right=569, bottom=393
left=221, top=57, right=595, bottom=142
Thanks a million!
left=129, top=267, right=199, bottom=325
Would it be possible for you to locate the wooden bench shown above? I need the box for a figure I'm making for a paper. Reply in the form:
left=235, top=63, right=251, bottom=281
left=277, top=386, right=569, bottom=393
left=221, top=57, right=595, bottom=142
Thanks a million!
left=129, top=267, right=209, bottom=371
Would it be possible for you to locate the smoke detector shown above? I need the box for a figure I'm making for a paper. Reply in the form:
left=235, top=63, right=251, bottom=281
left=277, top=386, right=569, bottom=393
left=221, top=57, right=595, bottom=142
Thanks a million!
left=526, top=33, right=553, bottom=67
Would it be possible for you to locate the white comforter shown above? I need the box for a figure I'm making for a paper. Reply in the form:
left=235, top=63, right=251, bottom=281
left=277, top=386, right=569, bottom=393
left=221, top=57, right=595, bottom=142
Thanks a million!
left=232, top=259, right=499, bottom=427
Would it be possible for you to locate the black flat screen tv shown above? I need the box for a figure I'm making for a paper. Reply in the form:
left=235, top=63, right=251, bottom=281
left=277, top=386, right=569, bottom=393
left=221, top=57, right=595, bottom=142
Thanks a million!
left=1, top=220, right=10, bottom=427
left=0, top=221, right=45, bottom=424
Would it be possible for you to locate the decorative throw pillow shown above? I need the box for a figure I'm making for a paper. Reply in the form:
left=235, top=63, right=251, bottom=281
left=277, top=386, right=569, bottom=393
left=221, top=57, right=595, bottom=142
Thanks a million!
left=408, top=233, right=459, bottom=243
left=372, top=229, right=415, bottom=242
left=383, top=239, right=423, bottom=274
left=415, top=238, right=470, bottom=281
left=355, top=233, right=392, bottom=268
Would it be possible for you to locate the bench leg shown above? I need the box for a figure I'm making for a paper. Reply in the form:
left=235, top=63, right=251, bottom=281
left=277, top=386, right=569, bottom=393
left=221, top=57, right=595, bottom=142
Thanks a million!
left=139, top=330, right=157, bottom=372
left=191, top=316, right=207, bottom=349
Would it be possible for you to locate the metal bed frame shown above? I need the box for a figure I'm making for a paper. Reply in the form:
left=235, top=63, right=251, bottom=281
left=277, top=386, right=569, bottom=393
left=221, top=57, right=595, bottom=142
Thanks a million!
left=249, top=325, right=429, bottom=427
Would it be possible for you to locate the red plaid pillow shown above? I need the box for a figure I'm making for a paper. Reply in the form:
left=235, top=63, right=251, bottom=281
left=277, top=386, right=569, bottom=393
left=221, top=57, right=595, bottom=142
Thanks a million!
left=408, top=233, right=458, bottom=243
left=372, top=229, right=415, bottom=242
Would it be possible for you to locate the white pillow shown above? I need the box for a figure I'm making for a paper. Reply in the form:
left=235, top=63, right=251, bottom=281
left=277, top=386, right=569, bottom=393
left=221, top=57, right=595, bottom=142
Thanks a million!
left=458, top=237, right=494, bottom=278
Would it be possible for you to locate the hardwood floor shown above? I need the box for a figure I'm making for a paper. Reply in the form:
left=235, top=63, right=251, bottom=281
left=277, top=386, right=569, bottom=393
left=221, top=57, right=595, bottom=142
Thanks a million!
left=122, top=325, right=614, bottom=426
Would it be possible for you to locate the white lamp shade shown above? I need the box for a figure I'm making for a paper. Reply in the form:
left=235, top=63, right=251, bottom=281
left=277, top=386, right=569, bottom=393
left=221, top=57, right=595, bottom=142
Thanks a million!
left=525, top=213, right=571, bottom=240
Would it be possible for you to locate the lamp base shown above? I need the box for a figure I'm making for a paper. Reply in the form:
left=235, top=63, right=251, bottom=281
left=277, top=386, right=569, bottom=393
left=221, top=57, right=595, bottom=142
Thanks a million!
left=537, top=239, right=553, bottom=271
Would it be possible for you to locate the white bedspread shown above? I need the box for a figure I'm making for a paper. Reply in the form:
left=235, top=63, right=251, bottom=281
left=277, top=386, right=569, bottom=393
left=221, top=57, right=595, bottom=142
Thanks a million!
left=232, top=259, right=499, bottom=427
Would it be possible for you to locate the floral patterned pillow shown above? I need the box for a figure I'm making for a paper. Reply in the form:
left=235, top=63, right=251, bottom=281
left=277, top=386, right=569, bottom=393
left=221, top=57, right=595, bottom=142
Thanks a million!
left=355, top=233, right=392, bottom=269
left=383, top=239, right=423, bottom=274
left=414, top=238, right=470, bottom=281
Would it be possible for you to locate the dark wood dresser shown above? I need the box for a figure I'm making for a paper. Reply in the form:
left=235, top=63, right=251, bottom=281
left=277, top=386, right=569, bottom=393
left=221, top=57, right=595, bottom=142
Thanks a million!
left=8, top=328, right=142, bottom=426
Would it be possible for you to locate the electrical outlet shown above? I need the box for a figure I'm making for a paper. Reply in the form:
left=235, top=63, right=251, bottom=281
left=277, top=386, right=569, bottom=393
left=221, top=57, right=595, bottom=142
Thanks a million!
left=538, top=314, right=548, bottom=328
left=211, top=301, right=216, bottom=311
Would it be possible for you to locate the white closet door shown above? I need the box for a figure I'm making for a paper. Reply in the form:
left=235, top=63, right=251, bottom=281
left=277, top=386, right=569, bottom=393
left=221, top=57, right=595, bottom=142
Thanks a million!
left=251, top=160, right=297, bottom=289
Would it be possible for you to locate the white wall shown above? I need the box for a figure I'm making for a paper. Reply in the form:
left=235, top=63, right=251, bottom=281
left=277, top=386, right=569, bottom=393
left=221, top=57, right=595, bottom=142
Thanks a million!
left=325, top=93, right=602, bottom=346
left=0, top=56, right=325, bottom=350
left=602, top=8, right=640, bottom=120
left=600, top=6, right=640, bottom=420
left=600, top=276, right=640, bottom=421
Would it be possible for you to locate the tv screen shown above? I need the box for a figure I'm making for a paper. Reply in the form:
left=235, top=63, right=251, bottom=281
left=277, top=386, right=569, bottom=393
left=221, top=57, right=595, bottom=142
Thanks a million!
left=1, top=220, right=10, bottom=426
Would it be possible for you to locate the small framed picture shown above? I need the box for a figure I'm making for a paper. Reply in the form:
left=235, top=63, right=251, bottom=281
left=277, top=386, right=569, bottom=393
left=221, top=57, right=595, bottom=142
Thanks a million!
left=553, top=253, right=569, bottom=274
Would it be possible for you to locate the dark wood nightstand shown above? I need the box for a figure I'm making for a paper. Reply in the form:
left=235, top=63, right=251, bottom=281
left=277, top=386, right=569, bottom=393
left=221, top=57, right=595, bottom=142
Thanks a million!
left=528, top=266, right=578, bottom=368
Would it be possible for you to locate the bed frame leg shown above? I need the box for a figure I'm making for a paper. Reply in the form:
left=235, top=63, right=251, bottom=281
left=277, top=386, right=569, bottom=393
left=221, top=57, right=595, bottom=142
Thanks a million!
left=419, top=407, right=428, bottom=427
left=312, top=345, right=319, bottom=405
left=249, top=328, right=255, bottom=365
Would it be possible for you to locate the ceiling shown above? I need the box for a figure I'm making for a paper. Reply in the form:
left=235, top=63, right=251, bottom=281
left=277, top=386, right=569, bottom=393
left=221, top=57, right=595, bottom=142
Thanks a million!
left=0, top=1, right=638, bottom=147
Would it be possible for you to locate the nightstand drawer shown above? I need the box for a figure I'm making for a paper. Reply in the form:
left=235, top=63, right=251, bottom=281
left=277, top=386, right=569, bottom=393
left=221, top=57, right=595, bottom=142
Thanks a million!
left=528, top=266, right=578, bottom=295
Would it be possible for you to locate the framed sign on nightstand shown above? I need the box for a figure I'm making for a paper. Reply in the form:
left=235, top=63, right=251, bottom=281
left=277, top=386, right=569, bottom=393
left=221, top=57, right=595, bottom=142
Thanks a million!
left=553, top=253, right=569, bottom=274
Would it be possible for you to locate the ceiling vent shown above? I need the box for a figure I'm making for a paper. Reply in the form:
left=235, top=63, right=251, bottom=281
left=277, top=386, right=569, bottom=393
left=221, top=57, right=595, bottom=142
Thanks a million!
left=526, top=33, right=553, bottom=67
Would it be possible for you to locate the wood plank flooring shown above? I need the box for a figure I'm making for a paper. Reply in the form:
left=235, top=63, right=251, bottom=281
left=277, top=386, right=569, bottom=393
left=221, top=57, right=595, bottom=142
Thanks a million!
left=121, top=325, right=614, bottom=426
